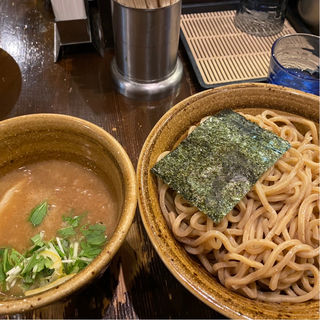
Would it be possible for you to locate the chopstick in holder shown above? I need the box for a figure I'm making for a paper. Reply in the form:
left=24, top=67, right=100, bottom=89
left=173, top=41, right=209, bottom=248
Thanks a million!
left=145, top=0, right=158, bottom=8
left=158, top=0, right=170, bottom=7
left=115, top=0, right=178, bottom=8
left=115, top=0, right=136, bottom=7
left=126, top=0, right=136, bottom=7
left=133, top=0, right=147, bottom=8
left=115, top=0, right=125, bottom=5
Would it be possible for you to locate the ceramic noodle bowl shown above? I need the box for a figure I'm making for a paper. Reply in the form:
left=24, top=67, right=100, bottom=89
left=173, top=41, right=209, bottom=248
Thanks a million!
left=137, top=83, right=319, bottom=319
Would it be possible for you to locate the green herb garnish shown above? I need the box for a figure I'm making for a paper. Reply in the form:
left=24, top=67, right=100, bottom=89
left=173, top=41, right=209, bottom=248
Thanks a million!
left=79, top=224, right=106, bottom=258
left=81, top=224, right=106, bottom=246
left=63, top=215, right=82, bottom=228
left=28, top=201, right=48, bottom=226
left=58, top=226, right=76, bottom=238
left=0, top=209, right=107, bottom=295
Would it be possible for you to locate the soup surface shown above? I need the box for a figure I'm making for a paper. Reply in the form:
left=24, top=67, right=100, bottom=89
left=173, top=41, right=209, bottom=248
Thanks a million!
left=0, top=159, right=118, bottom=297
left=0, top=159, right=117, bottom=252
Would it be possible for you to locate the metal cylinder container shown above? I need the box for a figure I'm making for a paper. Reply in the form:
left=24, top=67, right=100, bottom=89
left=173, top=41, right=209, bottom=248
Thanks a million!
left=111, top=0, right=183, bottom=98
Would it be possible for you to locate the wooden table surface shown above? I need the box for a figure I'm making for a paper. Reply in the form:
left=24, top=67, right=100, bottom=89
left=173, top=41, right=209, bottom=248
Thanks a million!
left=0, top=0, right=228, bottom=318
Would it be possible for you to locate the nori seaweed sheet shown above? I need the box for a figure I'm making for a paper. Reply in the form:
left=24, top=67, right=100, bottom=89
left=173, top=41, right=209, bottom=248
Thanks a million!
left=151, top=109, right=291, bottom=223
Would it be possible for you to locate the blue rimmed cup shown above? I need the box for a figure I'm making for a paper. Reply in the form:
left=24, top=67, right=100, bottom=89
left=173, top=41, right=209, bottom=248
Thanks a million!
left=268, top=33, right=319, bottom=96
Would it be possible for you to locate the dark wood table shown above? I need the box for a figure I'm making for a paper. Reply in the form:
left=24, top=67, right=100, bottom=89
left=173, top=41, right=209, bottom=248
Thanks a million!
left=0, top=0, right=227, bottom=318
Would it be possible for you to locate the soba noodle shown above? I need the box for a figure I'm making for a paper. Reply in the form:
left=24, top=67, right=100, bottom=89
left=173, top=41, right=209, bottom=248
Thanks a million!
left=156, top=110, right=319, bottom=303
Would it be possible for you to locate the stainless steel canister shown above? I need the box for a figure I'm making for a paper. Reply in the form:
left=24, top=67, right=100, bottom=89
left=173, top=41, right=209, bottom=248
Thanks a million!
left=111, top=0, right=183, bottom=98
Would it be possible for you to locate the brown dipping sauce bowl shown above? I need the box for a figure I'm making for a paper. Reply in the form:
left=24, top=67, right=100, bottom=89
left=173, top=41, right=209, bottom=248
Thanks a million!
left=0, top=114, right=137, bottom=314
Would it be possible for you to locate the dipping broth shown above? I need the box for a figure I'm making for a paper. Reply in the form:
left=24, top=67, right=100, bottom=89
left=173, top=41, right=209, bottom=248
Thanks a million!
left=0, top=159, right=118, bottom=297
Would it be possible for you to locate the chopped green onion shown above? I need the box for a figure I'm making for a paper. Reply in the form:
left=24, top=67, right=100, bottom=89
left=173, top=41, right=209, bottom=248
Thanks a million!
left=73, top=242, right=79, bottom=259
left=0, top=264, right=5, bottom=283
left=53, top=238, right=66, bottom=257
left=31, top=232, right=45, bottom=247
left=0, top=209, right=107, bottom=294
left=8, top=249, right=24, bottom=266
left=28, top=201, right=48, bottom=227
left=21, top=254, right=38, bottom=275
left=3, top=249, right=10, bottom=273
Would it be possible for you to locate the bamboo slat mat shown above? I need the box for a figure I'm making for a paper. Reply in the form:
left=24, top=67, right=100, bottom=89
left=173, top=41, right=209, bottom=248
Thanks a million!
left=181, top=10, right=296, bottom=88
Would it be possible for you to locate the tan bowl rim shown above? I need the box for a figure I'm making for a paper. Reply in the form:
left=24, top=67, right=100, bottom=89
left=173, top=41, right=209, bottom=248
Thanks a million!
left=137, top=83, right=319, bottom=319
left=0, top=113, right=137, bottom=314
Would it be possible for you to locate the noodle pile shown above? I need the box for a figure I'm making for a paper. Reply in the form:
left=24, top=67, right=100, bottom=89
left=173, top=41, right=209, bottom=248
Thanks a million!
left=157, top=110, right=319, bottom=303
